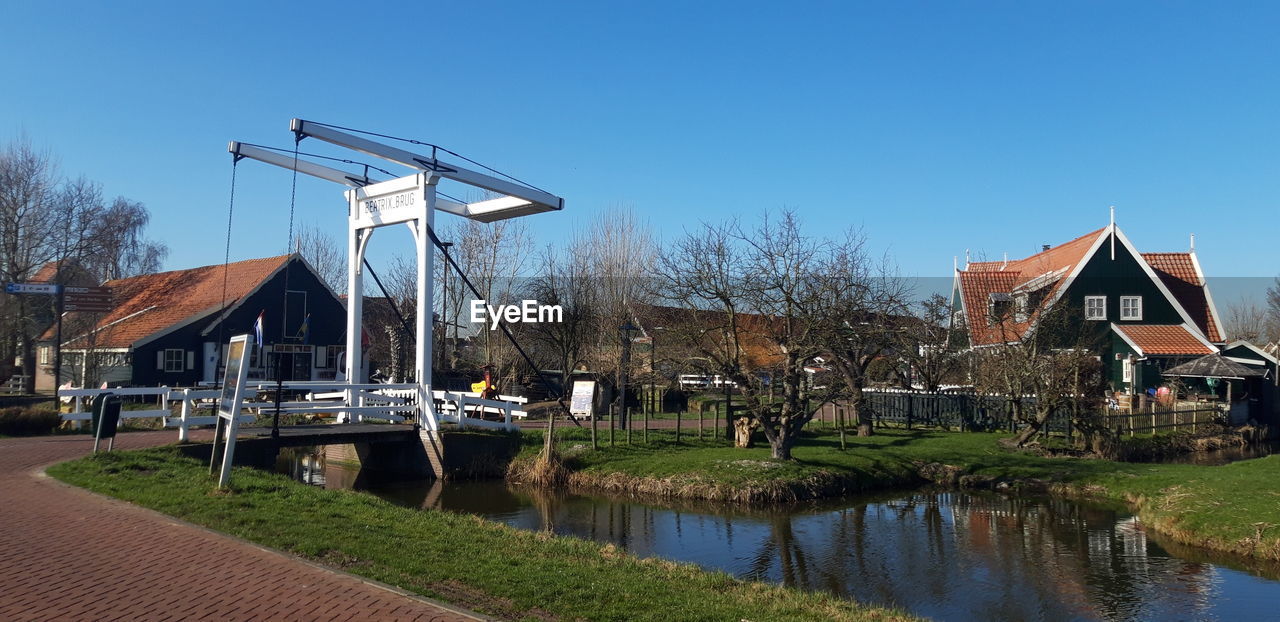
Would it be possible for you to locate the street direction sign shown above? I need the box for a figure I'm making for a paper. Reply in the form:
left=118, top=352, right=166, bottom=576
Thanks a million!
left=64, top=286, right=109, bottom=295
left=5, top=283, right=60, bottom=295
left=65, top=303, right=113, bottom=312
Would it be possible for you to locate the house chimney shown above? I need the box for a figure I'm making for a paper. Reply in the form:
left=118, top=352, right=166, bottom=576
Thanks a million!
left=1190, top=233, right=1196, bottom=253
left=1041, top=244, right=1051, bottom=252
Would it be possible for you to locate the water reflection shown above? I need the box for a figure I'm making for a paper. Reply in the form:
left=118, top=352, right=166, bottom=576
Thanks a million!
left=280, top=451, right=1280, bottom=621
left=1160, top=442, right=1279, bottom=466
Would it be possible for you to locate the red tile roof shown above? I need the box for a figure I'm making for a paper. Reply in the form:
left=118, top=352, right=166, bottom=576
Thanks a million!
left=1114, top=324, right=1215, bottom=356
left=1142, top=252, right=1221, bottom=342
left=957, top=229, right=1106, bottom=346
left=49, top=255, right=292, bottom=349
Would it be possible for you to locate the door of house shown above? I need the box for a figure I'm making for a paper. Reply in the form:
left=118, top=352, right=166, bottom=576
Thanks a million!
left=291, top=351, right=313, bottom=381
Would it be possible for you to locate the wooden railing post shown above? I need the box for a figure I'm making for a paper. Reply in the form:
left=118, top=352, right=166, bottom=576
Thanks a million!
left=178, top=388, right=192, bottom=443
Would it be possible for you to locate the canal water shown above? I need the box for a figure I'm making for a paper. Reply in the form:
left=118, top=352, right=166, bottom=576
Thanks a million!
left=279, top=450, right=1280, bottom=621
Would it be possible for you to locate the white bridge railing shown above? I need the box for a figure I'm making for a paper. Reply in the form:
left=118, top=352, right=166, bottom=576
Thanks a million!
left=57, top=382, right=528, bottom=440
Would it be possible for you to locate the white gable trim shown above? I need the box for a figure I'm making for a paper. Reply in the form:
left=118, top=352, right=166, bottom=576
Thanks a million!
left=197, top=254, right=345, bottom=339
left=1111, top=322, right=1145, bottom=357
left=62, top=306, right=158, bottom=348
left=198, top=256, right=296, bottom=338
left=1023, top=228, right=1110, bottom=339
left=1225, top=340, right=1280, bottom=365
left=1188, top=250, right=1224, bottom=342
left=1181, top=321, right=1219, bottom=352
left=132, top=303, right=231, bottom=349
left=1113, top=227, right=1206, bottom=337
left=952, top=268, right=967, bottom=333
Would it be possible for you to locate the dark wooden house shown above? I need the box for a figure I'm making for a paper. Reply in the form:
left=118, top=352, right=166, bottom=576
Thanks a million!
left=38, top=254, right=347, bottom=388
left=952, top=223, right=1224, bottom=395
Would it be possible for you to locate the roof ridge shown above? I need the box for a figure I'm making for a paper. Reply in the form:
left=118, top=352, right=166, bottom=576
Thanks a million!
left=102, top=254, right=292, bottom=286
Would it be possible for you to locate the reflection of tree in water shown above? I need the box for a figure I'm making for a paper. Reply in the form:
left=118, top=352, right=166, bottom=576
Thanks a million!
left=299, top=469, right=1278, bottom=622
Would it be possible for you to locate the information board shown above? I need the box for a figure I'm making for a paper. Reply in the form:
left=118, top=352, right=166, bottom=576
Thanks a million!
left=216, top=334, right=252, bottom=489
left=569, top=379, right=596, bottom=419
left=219, top=336, right=249, bottom=419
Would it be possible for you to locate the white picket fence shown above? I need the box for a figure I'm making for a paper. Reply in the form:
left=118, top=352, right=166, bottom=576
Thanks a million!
left=57, top=382, right=529, bottom=440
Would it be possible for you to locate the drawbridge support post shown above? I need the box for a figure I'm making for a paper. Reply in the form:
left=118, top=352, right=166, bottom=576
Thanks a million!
left=341, top=173, right=438, bottom=429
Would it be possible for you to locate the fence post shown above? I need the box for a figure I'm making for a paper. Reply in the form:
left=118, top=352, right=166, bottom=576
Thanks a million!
left=457, top=394, right=467, bottom=429
left=838, top=405, right=847, bottom=450
left=178, top=388, right=192, bottom=443
left=698, top=402, right=703, bottom=440
left=676, top=408, right=682, bottom=444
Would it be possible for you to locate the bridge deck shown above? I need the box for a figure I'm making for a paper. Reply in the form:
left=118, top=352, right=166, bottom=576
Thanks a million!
left=241, top=423, right=419, bottom=447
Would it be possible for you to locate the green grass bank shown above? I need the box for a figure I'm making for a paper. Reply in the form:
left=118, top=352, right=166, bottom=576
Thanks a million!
left=510, top=427, right=1280, bottom=561
left=49, top=448, right=914, bottom=622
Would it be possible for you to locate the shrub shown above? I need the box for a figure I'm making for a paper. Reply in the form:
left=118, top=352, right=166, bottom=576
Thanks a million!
left=0, top=406, right=63, bottom=436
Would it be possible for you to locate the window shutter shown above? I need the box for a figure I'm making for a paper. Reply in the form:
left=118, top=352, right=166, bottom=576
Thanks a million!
left=187, top=351, right=195, bottom=370
left=157, top=351, right=164, bottom=370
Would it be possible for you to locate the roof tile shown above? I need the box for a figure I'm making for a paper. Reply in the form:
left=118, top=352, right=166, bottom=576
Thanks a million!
left=47, top=255, right=291, bottom=349
left=1142, top=252, right=1221, bottom=342
left=1114, top=324, right=1215, bottom=356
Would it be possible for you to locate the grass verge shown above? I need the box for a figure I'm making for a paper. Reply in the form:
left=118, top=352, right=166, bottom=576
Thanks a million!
left=511, top=427, right=1280, bottom=561
left=49, top=448, right=914, bottom=622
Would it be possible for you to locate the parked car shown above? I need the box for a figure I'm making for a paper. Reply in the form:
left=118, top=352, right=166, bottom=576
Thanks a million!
left=678, top=374, right=711, bottom=389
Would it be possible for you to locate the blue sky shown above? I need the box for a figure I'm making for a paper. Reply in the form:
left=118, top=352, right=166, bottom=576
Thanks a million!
left=2, top=2, right=1277, bottom=301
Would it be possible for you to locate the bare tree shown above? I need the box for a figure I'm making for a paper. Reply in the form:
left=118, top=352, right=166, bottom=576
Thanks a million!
left=0, top=136, right=169, bottom=391
left=294, top=223, right=345, bottom=293
left=897, top=293, right=965, bottom=392
left=658, top=211, right=837, bottom=459
left=972, top=303, right=1104, bottom=447
left=439, top=216, right=533, bottom=385
left=816, top=228, right=913, bottom=436
left=1223, top=297, right=1270, bottom=343
left=525, top=243, right=597, bottom=394
left=86, top=197, right=167, bottom=280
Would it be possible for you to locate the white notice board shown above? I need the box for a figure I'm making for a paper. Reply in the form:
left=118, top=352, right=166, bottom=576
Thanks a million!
left=569, top=380, right=596, bottom=419
left=216, top=334, right=252, bottom=488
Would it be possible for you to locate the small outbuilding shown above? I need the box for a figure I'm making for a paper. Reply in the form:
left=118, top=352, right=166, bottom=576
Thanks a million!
left=1162, top=349, right=1274, bottom=425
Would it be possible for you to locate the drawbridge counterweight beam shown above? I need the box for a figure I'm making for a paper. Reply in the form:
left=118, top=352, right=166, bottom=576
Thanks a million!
left=290, top=119, right=564, bottom=223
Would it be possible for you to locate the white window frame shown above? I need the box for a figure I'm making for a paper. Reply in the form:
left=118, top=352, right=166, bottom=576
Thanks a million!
left=1120, top=296, right=1142, bottom=321
left=1085, top=296, right=1107, bottom=321
left=163, top=348, right=185, bottom=373
left=38, top=346, right=49, bottom=366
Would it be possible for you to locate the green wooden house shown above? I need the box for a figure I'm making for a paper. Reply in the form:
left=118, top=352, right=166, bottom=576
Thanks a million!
left=952, top=222, right=1224, bottom=396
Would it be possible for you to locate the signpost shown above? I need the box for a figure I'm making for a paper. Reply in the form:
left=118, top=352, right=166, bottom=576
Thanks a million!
left=5, top=283, right=60, bottom=295
left=5, top=283, right=113, bottom=393
left=215, top=334, right=252, bottom=489
left=65, top=286, right=112, bottom=312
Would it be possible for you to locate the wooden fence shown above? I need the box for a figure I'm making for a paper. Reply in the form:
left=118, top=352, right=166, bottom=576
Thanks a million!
left=812, top=390, right=1226, bottom=437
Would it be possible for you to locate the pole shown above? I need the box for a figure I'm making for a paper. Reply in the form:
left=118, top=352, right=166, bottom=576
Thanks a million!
left=53, top=287, right=63, bottom=397
left=723, top=376, right=733, bottom=442
left=439, top=241, right=453, bottom=372
left=591, top=392, right=598, bottom=450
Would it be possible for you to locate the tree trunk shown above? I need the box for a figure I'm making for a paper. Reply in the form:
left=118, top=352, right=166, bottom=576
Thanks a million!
left=1012, top=406, right=1053, bottom=447
left=851, top=387, right=873, bottom=437
left=770, top=433, right=793, bottom=460
left=733, top=416, right=756, bottom=448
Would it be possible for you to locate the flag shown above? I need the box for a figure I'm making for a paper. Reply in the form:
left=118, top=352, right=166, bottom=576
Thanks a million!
left=253, top=311, right=264, bottom=350
left=295, top=314, right=311, bottom=344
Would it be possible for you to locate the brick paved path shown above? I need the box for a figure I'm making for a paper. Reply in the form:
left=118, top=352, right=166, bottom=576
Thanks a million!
left=0, top=431, right=486, bottom=622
